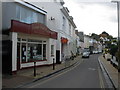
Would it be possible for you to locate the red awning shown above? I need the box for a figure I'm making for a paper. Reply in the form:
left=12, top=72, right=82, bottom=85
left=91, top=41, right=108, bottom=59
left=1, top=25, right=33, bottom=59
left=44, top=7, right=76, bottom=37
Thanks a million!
left=61, top=37, right=68, bottom=44
left=11, top=20, right=57, bottom=39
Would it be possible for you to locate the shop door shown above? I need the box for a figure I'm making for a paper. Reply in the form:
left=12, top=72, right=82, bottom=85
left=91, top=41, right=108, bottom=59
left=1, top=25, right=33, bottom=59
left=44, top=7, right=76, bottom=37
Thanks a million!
left=17, top=43, right=20, bottom=70
left=56, top=50, right=60, bottom=64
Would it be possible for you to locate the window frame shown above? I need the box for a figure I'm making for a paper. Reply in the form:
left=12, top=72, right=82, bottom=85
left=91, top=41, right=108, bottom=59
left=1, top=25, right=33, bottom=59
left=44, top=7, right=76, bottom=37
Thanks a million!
left=51, top=45, right=54, bottom=57
left=17, top=38, right=47, bottom=63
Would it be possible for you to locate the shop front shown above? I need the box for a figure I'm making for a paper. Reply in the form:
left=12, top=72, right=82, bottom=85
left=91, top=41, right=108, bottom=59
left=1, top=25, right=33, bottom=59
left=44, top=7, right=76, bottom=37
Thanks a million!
left=61, top=37, right=68, bottom=61
left=10, top=20, right=57, bottom=73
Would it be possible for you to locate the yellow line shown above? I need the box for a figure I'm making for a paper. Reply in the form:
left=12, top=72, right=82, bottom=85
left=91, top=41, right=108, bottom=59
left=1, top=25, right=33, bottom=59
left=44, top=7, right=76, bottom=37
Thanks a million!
left=29, top=61, right=81, bottom=88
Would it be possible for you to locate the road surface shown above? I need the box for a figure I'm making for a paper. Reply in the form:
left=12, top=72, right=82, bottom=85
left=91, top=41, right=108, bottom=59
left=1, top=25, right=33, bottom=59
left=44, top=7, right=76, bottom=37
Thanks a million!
left=23, top=54, right=108, bottom=88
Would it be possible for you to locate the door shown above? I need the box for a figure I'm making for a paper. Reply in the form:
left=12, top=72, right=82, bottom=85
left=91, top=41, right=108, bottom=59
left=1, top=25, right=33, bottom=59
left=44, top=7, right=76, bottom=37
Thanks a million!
left=17, top=43, right=20, bottom=70
left=56, top=50, right=60, bottom=64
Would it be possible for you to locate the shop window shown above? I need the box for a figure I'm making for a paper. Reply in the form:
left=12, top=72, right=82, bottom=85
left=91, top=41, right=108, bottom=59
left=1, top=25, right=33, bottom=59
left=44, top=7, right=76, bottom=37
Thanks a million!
left=19, top=38, right=47, bottom=63
left=21, top=43, right=27, bottom=63
left=51, top=45, right=54, bottom=57
left=27, top=44, right=43, bottom=61
left=17, top=38, right=21, bottom=42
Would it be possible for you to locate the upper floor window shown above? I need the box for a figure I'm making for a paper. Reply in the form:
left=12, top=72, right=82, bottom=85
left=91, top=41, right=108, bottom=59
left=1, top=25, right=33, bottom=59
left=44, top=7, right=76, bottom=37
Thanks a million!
left=62, top=16, right=66, bottom=30
left=69, top=23, right=71, bottom=35
left=16, top=5, right=45, bottom=24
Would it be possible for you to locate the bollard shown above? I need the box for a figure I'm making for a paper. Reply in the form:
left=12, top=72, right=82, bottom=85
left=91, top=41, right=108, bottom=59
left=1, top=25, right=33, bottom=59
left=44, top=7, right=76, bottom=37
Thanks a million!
left=53, top=58, right=55, bottom=70
left=34, top=61, right=36, bottom=77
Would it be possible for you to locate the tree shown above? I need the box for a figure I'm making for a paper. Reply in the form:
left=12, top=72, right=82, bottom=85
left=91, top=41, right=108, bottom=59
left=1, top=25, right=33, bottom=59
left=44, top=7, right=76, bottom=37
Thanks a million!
left=105, top=41, right=111, bottom=48
left=101, top=31, right=109, bottom=36
left=109, top=44, right=118, bottom=56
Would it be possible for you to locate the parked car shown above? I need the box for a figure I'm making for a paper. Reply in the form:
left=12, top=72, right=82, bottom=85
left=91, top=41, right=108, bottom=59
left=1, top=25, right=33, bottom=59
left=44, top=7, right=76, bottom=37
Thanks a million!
left=110, top=56, right=118, bottom=69
left=105, top=53, right=112, bottom=61
left=98, top=50, right=102, bottom=53
left=93, top=50, right=99, bottom=54
left=82, top=52, right=90, bottom=58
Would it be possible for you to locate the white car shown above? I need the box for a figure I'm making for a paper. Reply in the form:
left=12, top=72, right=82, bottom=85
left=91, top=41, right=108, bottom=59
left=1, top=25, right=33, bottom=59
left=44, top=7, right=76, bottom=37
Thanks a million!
left=82, top=52, right=90, bottom=58
left=93, top=50, right=99, bottom=54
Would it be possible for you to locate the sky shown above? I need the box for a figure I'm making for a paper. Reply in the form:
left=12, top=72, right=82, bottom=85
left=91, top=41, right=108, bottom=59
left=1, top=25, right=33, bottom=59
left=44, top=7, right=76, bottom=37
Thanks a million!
left=63, top=0, right=118, bottom=37
left=2, top=0, right=118, bottom=37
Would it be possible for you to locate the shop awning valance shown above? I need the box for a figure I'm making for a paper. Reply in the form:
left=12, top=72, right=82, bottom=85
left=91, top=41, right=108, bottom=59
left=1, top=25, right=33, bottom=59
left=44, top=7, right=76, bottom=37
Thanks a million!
left=61, top=37, right=68, bottom=44
left=11, top=20, right=57, bottom=39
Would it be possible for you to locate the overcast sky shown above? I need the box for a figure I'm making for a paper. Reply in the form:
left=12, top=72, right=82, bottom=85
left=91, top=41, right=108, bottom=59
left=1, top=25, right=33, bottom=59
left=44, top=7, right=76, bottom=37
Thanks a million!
left=64, top=0, right=118, bottom=37
left=3, top=0, right=118, bottom=37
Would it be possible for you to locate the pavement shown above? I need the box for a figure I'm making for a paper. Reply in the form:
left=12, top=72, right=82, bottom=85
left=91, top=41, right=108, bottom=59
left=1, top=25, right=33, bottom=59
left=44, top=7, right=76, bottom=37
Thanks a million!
left=98, top=55, right=118, bottom=88
left=2, top=55, right=82, bottom=88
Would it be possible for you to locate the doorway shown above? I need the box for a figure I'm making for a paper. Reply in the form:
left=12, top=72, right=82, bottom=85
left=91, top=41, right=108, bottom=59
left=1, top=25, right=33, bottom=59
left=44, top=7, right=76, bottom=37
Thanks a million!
left=17, top=43, right=20, bottom=70
left=56, top=50, right=61, bottom=64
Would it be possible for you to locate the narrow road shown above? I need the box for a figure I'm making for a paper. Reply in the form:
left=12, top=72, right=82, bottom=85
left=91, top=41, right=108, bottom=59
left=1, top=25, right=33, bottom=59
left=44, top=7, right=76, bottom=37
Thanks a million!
left=24, top=54, right=108, bottom=88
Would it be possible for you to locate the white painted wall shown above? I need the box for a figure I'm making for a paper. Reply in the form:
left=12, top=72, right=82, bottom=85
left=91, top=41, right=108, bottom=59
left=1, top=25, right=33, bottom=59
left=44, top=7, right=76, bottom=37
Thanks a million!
left=30, top=1, right=63, bottom=31
left=11, top=32, right=17, bottom=71
left=84, top=35, right=91, bottom=48
left=48, top=38, right=56, bottom=64
left=21, top=61, right=49, bottom=68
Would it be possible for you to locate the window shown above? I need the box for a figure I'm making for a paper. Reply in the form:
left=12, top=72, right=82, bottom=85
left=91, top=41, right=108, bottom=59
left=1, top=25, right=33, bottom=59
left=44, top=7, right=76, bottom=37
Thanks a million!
left=43, top=44, right=46, bottom=59
left=69, top=24, right=71, bottom=35
left=38, top=13, right=46, bottom=24
left=32, top=12, right=38, bottom=23
left=18, top=38, right=47, bottom=63
left=51, top=45, right=54, bottom=57
left=16, top=5, right=20, bottom=20
left=62, top=16, right=66, bottom=30
left=16, top=5, right=46, bottom=24
left=27, top=44, right=43, bottom=61
left=21, top=43, right=27, bottom=62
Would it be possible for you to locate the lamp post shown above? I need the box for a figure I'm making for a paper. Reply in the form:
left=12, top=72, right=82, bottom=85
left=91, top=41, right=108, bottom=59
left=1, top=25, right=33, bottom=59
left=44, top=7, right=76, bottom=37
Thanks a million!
left=111, top=2, right=120, bottom=89
left=111, top=0, right=120, bottom=65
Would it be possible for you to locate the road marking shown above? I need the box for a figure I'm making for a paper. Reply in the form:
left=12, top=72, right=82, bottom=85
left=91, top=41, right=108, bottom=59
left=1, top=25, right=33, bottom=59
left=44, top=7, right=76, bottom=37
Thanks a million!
left=28, top=61, right=82, bottom=88
left=88, top=68, right=96, bottom=71
left=98, top=67, right=105, bottom=89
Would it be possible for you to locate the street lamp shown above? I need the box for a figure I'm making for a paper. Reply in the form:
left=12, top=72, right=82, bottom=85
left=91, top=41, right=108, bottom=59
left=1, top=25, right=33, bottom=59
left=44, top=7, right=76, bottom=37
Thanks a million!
left=111, top=2, right=120, bottom=89
left=111, top=0, right=120, bottom=71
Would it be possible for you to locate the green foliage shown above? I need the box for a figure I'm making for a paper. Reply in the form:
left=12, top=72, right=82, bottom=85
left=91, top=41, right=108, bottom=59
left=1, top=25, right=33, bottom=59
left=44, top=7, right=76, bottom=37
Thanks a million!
left=105, top=41, right=111, bottom=48
left=109, top=44, right=118, bottom=56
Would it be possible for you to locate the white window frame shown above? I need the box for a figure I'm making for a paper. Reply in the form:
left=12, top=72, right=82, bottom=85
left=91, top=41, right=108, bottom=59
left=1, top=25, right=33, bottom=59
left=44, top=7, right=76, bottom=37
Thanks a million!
left=17, top=38, right=47, bottom=63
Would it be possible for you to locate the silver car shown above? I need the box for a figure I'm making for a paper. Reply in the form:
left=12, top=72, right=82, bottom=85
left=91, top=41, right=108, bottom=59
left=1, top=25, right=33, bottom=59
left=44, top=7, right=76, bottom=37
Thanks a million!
left=82, top=52, right=90, bottom=58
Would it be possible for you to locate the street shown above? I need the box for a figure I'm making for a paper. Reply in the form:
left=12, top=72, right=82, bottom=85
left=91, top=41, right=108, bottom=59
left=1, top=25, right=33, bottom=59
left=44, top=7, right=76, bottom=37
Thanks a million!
left=23, top=54, right=108, bottom=88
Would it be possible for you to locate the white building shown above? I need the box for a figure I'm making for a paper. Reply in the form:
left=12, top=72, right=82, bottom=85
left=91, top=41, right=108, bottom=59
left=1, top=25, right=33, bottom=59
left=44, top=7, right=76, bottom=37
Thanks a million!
left=30, top=0, right=77, bottom=63
left=84, top=35, right=91, bottom=49
left=2, top=0, right=77, bottom=74
left=2, top=1, right=58, bottom=74
left=75, top=31, right=84, bottom=54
